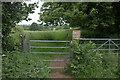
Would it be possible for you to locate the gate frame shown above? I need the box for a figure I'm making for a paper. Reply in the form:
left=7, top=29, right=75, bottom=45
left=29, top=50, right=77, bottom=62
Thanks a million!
left=26, top=38, right=120, bottom=68
left=79, top=38, right=120, bottom=54
left=29, top=40, right=71, bottom=69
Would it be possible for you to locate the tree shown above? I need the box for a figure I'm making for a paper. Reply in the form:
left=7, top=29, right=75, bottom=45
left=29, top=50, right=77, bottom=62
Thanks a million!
left=30, top=22, right=38, bottom=31
left=55, top=26, right=63, bottom=30
left=2, top=2, right=38, bottom=36
left=38, top=25, right=44, bottom=31
left=63, top=24, right=70, bottom=29
left=2, top=2, right=38, bottom=51
left=39, top=2, right=120, bottom=37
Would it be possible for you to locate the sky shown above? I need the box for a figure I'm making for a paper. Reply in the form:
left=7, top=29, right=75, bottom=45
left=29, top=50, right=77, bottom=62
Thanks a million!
left=18, top=0, right=43, bottom=25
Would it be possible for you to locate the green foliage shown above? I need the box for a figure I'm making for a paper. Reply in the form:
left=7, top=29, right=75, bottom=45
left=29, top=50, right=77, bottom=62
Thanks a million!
left=2, top=36, right=19, bottom=51
left=30, top=22, right=39, bottom=31
left=2, top=51, right=50, bottom=78
left=55, top=26, right=63, bottom=30
left=39, top=2, right=120, bottom=37
left=22, top=25, right=31, bottom=30
left=63, top=25, right=70, bottom=29
left=0, top=28, right=2, bottom=53
left=24, top=30, right=72, bottom=41
left=65, top=40, right=118, bottom=78
left=3, top=26, right=25, bottom=51
left=2, top=2, right=37, bottom=36
left=2, top=2, right=37, bottom=51
left=81, top=29, right=103, bottom=38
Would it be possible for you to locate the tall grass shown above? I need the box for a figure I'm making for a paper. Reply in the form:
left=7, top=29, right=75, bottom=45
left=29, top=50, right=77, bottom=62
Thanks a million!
left=24, top=30, right=72, bottom=42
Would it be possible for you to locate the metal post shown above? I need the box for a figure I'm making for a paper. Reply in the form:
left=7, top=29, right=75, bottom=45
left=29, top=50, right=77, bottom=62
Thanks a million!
left=65, top=31, right=68, bottom=58
left=109, top=39, right=111, bottom=54
left=23, top=39, right=28, bottom=53
left=23, top=40, right=25, bottom=53
left=29, top=41, right=31, bottom=53
left=70, top=41, right=74, bottom=61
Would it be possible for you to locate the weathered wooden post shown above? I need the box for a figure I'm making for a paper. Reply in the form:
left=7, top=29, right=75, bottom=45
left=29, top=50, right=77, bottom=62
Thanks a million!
left=72, top=30, right=81, bottom=59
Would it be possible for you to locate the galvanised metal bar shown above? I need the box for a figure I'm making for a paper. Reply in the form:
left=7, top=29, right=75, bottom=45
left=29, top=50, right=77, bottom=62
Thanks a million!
left=86, top=53, right=120, bottom=55
left=30, top=46, right=69, bottom=48
left=110, top=40, right=120, bottom=48
left=79, top=38, right=120, bottom=54
left=40, top=60, right=64, bottom=61
left=79, top=44, right=120, bottom=45
left=29, top=41, right=31, bottom=53
left=29, top=40, right=70, bottom=42
left=29, top=39, right=71, bottom=69
left=93, top=40, right=109, bottom=52
left=93, top=49, right=119, bottom=50
left=110, top=53, right=120, bottom=54
left=31, top=52, right=69, bottom=54
left=80, top=38, right=120, bottom=40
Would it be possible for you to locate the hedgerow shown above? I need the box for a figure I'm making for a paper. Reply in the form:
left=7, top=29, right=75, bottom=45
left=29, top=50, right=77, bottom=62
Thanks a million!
left=65, top=40, right=118, bottom=78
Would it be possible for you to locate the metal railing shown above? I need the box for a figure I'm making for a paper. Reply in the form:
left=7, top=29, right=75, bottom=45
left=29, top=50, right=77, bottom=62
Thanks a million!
left=28, top=38, right=120, bottom=68
left=80, top=38, right=120, bottom=54
left=29, top=40, right=71, bottom=69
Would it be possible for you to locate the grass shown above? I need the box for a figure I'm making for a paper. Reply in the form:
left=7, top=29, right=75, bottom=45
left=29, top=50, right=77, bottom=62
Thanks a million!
left=24, top=29, right=72, bottom=42
left=24, top=30, right=72, bottom=66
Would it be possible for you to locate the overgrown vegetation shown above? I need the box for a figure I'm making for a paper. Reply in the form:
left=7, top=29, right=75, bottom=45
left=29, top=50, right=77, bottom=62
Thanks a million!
left=2, top=51, right=50, bottom=78
left=2, top=1, right=120, bottom=79
left=64, top=40, right=118, bottom=78
left=39, top=2, right=120, bottom=37
left=2, top=2, right=38, bottom=51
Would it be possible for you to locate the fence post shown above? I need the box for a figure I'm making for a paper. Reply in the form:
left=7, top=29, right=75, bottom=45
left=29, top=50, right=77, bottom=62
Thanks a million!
left=108, top=39, right=111, bottom=54
left=20, top=34, right=27, bottom=53
left=23, top=35, right=28, bottom=53
left=70, top=41, right=73, bottom=61
left=29, top=40, right=31, bottom=53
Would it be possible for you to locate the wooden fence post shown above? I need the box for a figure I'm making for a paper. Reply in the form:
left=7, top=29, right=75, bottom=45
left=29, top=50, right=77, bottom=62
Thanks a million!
left=72, top=30, right=81, bottom=60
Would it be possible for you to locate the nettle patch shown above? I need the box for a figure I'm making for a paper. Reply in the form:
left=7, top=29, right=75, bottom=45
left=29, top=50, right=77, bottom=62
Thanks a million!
left=2, top=51, right=50, bottom=78
left=65, top=40, right=118, bottom=78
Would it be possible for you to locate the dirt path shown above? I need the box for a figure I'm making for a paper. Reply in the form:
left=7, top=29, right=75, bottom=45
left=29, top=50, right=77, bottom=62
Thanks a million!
left=49, top=57, right=73, bottom=79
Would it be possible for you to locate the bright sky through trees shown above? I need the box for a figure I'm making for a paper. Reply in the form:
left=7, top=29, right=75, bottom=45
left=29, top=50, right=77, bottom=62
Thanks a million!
left=18, top=0, right=43, bottom=25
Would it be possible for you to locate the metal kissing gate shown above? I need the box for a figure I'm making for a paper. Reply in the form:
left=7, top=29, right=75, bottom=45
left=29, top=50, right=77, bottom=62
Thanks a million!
left=29, top=40, right=71, bottom=69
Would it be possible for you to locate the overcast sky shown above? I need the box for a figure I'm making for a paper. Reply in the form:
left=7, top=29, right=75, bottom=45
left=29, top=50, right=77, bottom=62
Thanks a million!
left=18, top=0, right=43, bottom=25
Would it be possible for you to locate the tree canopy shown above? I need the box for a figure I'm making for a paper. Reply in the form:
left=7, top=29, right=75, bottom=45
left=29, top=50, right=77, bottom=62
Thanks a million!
left=2, top=2, right=38, bottom=51
left=2, top=2, right=38, bottom=36
left=30, top=22, right=39, bottom=31
left=39, top=2, right=120, bottom=36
